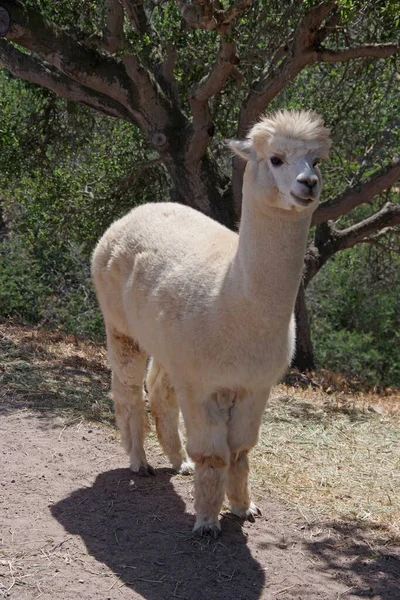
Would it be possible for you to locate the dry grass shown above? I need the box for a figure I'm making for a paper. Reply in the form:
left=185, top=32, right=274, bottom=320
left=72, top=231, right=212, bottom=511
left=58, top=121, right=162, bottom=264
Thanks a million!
left=0, top=322, right=113, bottom=425
left=1, top=322, right=399, bottom=544
left=252, top=385, right=400, bottom=543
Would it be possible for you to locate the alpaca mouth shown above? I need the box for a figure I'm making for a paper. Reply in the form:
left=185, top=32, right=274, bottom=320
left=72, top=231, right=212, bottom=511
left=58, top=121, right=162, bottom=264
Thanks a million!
left=290, top=192, right=315, bottom=206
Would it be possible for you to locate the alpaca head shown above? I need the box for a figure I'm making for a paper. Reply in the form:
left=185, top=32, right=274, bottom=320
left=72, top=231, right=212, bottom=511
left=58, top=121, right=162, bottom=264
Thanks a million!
left=229, top=110, right=331, bottom=214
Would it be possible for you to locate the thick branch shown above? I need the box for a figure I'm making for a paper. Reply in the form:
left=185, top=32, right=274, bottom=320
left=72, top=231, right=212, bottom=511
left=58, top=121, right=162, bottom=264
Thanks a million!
left=271, top=12, right=341, bottom=68
left=304, top=203, right=400, bottom=286
left=0, top=39, right=136, bottom=123
left=238, top=2, right=336, bottom=136
left=335, top=202, right=400, bottom=250
left=314, top=11, right=341, bottom=46
left=120, top=0, right=152, bottom=35
left=187, top=26, right=238, bottom=162
left=104, top=0, right=125, bottom=53
left=313, top=157, right=400, bottom=225
left=179, top=0, right=252, bottom=31
left=220, top=0, right=253, bottom=26
left=161, top=41, right=178, bottom=87
left=180, top=1, right=252, bottom=161
left=191, top=33, right=238, bottom=104
left=238, top=10, right=399, bottom=137
left=315, top=43, right=399, bottom=62
left=121, top=0, right=162, bottom=57
left=1, top=1, right=137, bottom=111
left=179, top=0, right=218, bottom=30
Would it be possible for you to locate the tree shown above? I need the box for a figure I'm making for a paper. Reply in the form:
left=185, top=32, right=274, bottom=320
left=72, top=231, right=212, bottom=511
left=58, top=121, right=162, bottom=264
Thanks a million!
left=0, top=1, right=399, bottom=369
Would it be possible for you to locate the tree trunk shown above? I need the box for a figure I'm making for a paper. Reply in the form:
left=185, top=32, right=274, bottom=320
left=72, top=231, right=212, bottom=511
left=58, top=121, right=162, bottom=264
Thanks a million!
left=164, top=151, right=236, bottom=230
left=292, top=281, right=316, bottom=371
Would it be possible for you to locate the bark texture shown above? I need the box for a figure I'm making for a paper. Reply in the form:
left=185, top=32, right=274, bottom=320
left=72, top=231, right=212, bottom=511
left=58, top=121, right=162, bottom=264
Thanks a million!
left=293, top=282, right=316, bottom=372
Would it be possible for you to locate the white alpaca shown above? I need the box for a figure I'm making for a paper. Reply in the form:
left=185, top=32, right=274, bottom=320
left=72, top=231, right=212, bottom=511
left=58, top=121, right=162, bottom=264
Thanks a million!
left=91, top=110, right=331, bottom=537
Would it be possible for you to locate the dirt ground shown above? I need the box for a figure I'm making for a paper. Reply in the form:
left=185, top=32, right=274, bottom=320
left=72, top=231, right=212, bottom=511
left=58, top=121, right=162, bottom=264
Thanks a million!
left=1, top=401, right=399, bottom=600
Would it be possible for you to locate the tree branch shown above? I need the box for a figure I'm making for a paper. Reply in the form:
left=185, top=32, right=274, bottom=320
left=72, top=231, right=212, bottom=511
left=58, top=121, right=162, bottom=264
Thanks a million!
left=304, top=203, right=400, bottom=286
left=335, top=202, right=400, bottom=250
left=220, top=0, right=253, bottom=26
left=314, top=11, right=341, bottom=46
left=179, top=0, right=218, bottom=31
left=182, top=0, right=252, bottom=162
left=186, top=25, right=238, bottom=162
left=238, top=9, right=399, bottom=137
left=179, top=0, right=252, bottom=31
left=0, top=39, right=136, bottom=123
left=120, top=0, right=153, bottom=36
left=271, top=11, right=341, bottom=68
left=1, top=1, right=137, bottom=111
left=120, top=0, right=163, bottom=58
left=238, top=2, right=336, bottom=136
left=161, top=41, right=178, bottom=87
left=313, top=157, right=400, bottom=225
left=104, top=0, right=125, bottom=53
left=315, top=43, right=399, bottom=62
left=362, top=232, right=400, bottom=255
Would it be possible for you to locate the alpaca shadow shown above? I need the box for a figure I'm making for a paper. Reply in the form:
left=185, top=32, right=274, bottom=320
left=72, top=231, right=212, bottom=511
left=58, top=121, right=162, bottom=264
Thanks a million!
left=304, top=522, right=400, bottom=599
left=51, top=468, right=265, bottom=600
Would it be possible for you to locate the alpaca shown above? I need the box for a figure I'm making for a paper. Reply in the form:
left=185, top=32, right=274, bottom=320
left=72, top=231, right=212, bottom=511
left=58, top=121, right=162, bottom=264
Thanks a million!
left=91, top=110, right=331, bottom=537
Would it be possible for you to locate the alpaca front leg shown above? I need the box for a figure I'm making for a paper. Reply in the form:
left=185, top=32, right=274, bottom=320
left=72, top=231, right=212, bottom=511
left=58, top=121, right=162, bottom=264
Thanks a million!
left=179, top=391, right=230, bottom=537
left=227, top=450, right=261, bottom=521
left=193, top=454, right=229, bottom=538
left=227, top=391, right=269, bottom=521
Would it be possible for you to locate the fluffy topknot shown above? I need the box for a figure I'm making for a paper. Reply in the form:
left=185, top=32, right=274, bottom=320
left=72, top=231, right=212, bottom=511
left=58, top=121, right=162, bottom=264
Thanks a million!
left=249, top=110, right=332, bottom=158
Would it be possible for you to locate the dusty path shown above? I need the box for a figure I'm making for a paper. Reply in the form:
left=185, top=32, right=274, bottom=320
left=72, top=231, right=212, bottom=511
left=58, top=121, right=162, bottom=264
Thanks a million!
left=1, top=403, right=399, bottom=600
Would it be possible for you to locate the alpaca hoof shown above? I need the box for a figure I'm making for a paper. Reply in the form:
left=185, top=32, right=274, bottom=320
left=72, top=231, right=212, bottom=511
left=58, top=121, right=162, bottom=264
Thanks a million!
left=231, top=502, right=262, bottom=522
left=130, top=461, right=156, bottom=477
left=194, top=525, right=221, bottom=539
left=137, top=464, right=156, bottom=477
left=174, top=460, right=194, bottom=476
left=247, top=502, right=262, bottom=522
left=193, top=518, right=221, bottom=539
left=245, top=504, right=262, bottom=523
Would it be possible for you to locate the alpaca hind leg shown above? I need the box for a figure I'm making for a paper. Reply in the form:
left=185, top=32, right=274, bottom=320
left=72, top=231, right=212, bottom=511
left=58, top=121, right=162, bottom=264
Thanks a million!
left=107, top=328, right=154, bottom=476
left=227, top=391, right=269, bottom=520
left=147, top=360, right=193, bottom=475
left=179, top=389, right=231, bottom=537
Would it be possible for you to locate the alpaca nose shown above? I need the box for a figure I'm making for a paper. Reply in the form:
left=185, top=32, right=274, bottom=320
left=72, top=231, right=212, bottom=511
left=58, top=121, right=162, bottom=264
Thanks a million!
left=297, top=174, right=318, bottom=190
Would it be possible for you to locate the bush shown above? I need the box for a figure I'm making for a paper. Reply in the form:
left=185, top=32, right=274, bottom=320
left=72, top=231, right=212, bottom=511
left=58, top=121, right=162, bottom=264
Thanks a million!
left=0, top=232, right=104, bottom=339
left=0, top=235, right=50, bottom=323
left=308, top=247, right=400, bottom=388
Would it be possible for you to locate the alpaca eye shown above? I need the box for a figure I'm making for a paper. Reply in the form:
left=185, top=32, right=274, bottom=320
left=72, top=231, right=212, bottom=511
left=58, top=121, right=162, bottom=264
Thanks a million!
left=270, top=156, right=283, bottom=166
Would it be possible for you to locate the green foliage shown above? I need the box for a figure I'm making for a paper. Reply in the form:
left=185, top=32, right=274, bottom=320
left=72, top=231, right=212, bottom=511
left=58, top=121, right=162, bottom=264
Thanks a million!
left=0, top=232, right=104, bottom=337
left=0, top=234, right=49, bottom=322
left=0, top=70, right=167, bottom=338
left=23, top=1, right=106, bottom=39
left=308, top=246, right=400, bottom=387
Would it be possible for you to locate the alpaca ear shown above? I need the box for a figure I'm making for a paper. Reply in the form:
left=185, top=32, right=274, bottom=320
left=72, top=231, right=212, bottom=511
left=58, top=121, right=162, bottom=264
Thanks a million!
left=226, top=139, right=254, bottom=162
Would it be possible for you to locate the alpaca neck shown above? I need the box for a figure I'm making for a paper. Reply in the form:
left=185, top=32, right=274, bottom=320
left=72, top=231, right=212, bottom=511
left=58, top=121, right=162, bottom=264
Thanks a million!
left=231, top=193, right=312, bottom=324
